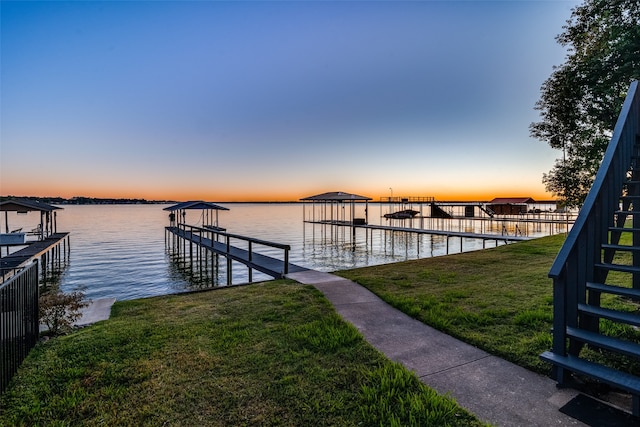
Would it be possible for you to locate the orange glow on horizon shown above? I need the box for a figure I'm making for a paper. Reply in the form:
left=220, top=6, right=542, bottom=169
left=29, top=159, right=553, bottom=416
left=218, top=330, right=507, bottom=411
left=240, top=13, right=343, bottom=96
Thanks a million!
left=1, top=182, right=556, bottom=203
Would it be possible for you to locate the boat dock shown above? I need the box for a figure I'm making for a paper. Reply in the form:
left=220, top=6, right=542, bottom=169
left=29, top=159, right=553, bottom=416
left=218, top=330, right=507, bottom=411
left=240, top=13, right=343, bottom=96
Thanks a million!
left=166, top=224, right=308, bottom=285
left=0, top=233, right=70, bottom=280
left=305, top=220, right=528, bottom=254
left=297, top=191, right=577, bottom=259
left=315, top=221, right=529, bottom=242
left=1, top=199, right=71, bottom=283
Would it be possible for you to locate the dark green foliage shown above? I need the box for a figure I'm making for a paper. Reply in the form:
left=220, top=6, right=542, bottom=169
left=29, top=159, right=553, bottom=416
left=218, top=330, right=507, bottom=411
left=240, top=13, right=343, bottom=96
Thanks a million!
left=531, top=0, right=640, bottom=207
left=39, top=288, right=88, bottom=336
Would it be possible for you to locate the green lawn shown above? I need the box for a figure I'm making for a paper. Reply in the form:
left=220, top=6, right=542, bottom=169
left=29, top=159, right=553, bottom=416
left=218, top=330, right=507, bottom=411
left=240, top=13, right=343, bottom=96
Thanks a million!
left=0, top=281, right=484, bottom=427
left=337, top=233, right=640, bottom=376
left=337, top=234, right=566, bottom=375
left=9, top=232, right=637, bottom=425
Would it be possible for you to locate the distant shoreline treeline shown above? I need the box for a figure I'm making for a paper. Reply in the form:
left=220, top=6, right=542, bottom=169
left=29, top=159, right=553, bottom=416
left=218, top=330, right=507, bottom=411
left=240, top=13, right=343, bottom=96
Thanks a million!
left=0, top=196, right=304, bottom=205
left=1, top=196, right=560, bottom=205
left=0, top=196, right=176, bottom=205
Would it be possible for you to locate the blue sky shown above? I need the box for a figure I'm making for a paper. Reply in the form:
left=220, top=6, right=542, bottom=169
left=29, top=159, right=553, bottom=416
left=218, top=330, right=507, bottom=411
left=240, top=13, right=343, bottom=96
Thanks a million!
left=1, top=0, right=579, bottom=201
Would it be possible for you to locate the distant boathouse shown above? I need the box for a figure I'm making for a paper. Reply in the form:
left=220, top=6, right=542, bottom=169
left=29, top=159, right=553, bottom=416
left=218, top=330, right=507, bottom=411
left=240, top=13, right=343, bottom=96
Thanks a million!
left=300, top=191, right=570, bottom=254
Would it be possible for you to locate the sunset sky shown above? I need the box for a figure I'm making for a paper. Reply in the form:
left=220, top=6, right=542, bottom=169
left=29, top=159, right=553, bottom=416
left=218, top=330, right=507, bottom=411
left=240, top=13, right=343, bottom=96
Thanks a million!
left=1, top=0, right=579, bottom=202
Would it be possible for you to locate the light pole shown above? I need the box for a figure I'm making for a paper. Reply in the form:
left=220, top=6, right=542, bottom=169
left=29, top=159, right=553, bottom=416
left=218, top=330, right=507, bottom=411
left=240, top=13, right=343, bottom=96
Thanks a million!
left=389, top=187, right=393, bottom=202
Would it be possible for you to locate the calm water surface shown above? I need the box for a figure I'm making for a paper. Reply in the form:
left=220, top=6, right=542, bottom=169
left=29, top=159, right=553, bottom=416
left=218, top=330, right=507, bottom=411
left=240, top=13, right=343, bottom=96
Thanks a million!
left=9, top=204, right=564, bottom=301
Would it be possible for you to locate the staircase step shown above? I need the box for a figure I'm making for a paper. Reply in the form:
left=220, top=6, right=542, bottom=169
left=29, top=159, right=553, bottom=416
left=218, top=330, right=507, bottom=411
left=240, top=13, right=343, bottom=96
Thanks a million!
left=602, top=243, right=640, bottom=252
left=587, top=281, right=640, bottom=299
left=540, top=351, right=640, bottom=395
left=578, top=303, right=640, bottom=327
left=567, top=326, right=640, bottom=358
left=609, top=227, right=640, bottom=233
left=595, top=262, right=640, bottom=274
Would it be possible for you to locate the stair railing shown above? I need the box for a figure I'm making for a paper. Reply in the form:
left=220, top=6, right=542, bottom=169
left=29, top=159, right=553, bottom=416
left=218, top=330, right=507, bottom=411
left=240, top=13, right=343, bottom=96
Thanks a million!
left=547, top=80, right=640, bottom=382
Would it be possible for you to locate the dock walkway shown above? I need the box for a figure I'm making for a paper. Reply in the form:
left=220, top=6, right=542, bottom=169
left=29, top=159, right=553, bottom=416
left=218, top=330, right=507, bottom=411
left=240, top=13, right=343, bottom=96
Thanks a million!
left=360, top=222, right=530, bottom=241
left=0, top=233, right=69, bottom=274
left=166, top=227, right=308, bottom=279
left=306, top=221, right=530, bottom=243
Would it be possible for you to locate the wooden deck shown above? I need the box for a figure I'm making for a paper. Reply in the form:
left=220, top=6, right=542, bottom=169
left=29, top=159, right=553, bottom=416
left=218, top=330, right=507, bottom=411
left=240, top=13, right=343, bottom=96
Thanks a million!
left=0, top=233, right=70, bottom=274
left=166, top=227, right=308, bottom=279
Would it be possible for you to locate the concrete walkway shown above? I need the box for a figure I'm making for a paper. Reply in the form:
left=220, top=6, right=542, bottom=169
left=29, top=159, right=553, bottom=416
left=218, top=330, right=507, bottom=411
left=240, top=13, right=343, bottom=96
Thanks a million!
left=287, top=270, right=618, bottom=427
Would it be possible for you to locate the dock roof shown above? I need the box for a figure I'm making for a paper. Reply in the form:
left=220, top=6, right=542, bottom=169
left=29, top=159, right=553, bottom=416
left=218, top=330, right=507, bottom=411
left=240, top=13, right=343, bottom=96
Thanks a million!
left=0, top=198, right=63, bottom=213
left=301, top=191, right=372, bottom=202
left=163, top=201, right=229, bottom=212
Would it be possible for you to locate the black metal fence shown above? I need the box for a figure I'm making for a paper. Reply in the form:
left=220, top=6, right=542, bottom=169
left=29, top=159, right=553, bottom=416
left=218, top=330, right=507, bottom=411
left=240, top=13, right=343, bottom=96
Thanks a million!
left=1, top=261, right=39, bottom=394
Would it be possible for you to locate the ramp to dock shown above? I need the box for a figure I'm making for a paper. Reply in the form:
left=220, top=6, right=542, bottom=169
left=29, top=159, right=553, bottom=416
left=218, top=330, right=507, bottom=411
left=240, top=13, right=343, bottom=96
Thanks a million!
left=167, top=226, right=308, bottom=279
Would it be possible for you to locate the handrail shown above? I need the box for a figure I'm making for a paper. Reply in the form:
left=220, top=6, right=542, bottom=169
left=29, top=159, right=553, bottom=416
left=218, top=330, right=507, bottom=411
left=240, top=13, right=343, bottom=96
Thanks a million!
left=178, top=223, right=291, bottom=251
left=549, top=80, right=640, bottom=279
left=175, top=223, right=292, bottom=275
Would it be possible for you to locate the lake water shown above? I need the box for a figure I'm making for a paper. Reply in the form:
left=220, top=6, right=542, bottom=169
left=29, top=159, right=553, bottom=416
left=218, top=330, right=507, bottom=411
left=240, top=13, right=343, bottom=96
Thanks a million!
left=4, top=203, right=568, bottom=301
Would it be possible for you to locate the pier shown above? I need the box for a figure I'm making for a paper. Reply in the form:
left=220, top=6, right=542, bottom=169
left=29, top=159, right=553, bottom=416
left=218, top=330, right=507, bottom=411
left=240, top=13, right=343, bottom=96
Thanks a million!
left=0, top=233, right=70, bottom=281
left=163, top=202, right=307, bottom=286
left=312, top=221, right=528, bottom=245
left=376, top=196, right=574, bottom=236
left=0, top=199, right=70, bottom=282
left=301, top=192, right=575, bottom=256
left=165, top=224, right=308, bottom=285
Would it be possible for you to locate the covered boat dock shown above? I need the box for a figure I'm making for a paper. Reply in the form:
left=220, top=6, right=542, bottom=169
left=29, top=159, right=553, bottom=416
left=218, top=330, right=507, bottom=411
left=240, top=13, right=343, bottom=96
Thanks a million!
left=301, top=191, right=372, bottom=225
left=1, top=198, right=63, bottom=246
left=0, top=199, right=69, bottom=281
left=163, top=200, right=229, bottom=230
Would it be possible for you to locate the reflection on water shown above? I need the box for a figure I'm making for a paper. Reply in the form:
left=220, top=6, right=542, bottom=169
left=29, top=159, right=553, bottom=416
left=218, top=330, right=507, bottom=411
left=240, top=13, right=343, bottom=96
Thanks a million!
left=1, top=203, right=569, bottom=301
left=39, top=246, right=71, bottom=293
left=165, top=249, right=224, bottom=292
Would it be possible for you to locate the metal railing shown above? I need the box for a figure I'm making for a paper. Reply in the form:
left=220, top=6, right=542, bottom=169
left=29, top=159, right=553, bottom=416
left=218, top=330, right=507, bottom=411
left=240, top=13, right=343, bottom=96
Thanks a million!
left=1, top=261, right=39, bottom=394
left=548, top=81, right=640, bottom=370
left=174, top=223, right=292, bottom=278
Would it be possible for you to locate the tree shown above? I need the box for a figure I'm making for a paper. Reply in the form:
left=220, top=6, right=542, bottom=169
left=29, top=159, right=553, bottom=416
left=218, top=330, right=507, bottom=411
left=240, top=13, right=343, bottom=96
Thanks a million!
left=39, top=288, right=88, bottom=336
left=531, top=0, right=640, bottom=207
